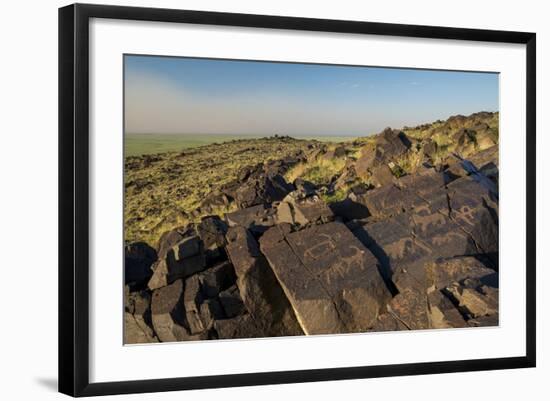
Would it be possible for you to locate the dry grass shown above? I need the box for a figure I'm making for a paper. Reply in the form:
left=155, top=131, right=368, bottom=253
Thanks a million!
left=125, top=137, right=315, bottom=246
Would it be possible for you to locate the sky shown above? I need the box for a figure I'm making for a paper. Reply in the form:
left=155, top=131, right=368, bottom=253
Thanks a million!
left=124, top=55, right=499, bottom=137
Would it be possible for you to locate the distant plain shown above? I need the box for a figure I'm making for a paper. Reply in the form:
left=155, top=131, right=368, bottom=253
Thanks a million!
left=125, top=133, right=356, bottom=157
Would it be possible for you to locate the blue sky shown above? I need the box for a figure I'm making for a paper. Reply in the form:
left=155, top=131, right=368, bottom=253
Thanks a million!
left=124, top=55, right=499, bottom=136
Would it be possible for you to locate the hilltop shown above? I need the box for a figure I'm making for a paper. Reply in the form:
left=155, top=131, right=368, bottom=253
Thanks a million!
left=125, top=111, right=498, bottom=245
left=124, top=111, right=499, bottom=343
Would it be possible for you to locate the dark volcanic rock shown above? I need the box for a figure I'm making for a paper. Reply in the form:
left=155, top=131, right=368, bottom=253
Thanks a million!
left=427, top=290, right=468, bottom=329
left=444, top=282, right=499, bottom=321
left=124, top=242, right=157, bottom=287
left=467, top=313, right=500, bottom=327
left=379, top=128, right=411, bottom=156
left=225, top=226, right=303, bottom=337
left=293, top=178, right=317, bottom=197
left=125, top=312, right=158, bottom=344
left=328, top=198, right=371, bottom=221
left=350, top=213, right=430, bottom=283
left=468, top=145, right=499, bottom=172
left=396, top=169, right=447, bottom=198
left=225, top=204, right=277, bottom=234
left=371, top=312, right=409, bottom=332
left=214, top=314, right=264, bottom=339
left=148, top=234, right=206, bottom=290
left=199, top=261, right=236, bottom=298
left=446, top=177, right=499, bottom=265
left=124, top=290, right=158, bottom=343
left=350, top=171, right=499, bottom=276
left=387, top=287, right=430, bottom=330
left=224, top=164, right=294, bottom=209
left=276, top=192, right=334, bottom=226
left=183, top=274, right=207, bottom=334
left=199, top=298, right=225, bottom=330
left=426, top=256, right=497, bottom=291
left=218, top=285, right=246, bottom=318
left=156, top=228, right=186, bottom=258
left=196, top=216, right=228, bottom=264
left=370, top=165, right=395, bottom=187
left=349, top=184, right=422, bottom=219
left=322, top=145, right=346, bottom=160
left=355, top=147, right=384, bottom=176
left=260, top=221, right=391, bottom=334
left=150, top=279, right=189, bottom=342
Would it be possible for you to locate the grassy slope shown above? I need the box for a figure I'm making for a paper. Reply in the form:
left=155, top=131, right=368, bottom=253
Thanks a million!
left=124, top=137, right=322, bottom=245
left=125, top=112, right=498, bottom=246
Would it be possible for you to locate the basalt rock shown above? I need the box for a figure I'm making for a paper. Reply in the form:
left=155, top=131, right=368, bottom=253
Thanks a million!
left=276, top=192, right=334, bottom=226
left=150, top=279, right=189, bottom=342
left=125, top=242, right=157, bottom=288
left=218, top=285, right=246, bottom=318
left=370, top=165, right=395, bottom=187
left=225, top=226, right=303, bottom=337
left=125, top=112, right=500, bottom=342
left=225, top=204, right=277, bottom=235
left=148, top=234, right=206, bottom=290
left=260, top=221, right=391, bottom=334
left=322, top=145, right=346, bottom=160
left=426, top=256, right=498, bottom=291
left=198, top=261, right=236, bottom=298
left=124, top=290, right=158, bottom=343
left=444, top=282, right=499, bottom=322
left=196, top=216, right=228, bottom=264
left=223, top=163, right=294, bottom=209
left=387, top=287, right=430, bottom=330
left=213, top=314, right=265, bottom=339
left=125, top=312, right=158, bottom=344
left=427, top=290, right=468, bottom=329
left=371, top=312, right=409, bottom=332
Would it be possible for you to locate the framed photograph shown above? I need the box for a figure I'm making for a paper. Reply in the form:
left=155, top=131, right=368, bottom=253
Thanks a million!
left=58, top=3, right=536, bottom=397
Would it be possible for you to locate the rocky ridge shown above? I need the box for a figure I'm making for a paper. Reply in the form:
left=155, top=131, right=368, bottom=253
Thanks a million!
left=124, top=111, right=499, bottom=343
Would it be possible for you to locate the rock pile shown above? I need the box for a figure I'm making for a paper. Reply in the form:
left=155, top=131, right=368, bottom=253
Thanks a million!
left=124, top=112, right=500, bottom=343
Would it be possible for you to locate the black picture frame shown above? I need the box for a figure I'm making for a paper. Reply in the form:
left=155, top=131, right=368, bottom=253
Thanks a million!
left=58, top=3, right=536, bottom=397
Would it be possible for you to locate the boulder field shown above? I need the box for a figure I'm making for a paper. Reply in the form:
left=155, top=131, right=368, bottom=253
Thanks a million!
left=124, top=112, right=499, bottom=343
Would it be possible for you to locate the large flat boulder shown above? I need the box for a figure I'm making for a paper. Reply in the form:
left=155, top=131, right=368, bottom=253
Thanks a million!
left=349, top=213, right=431, bottom=281
left=446, top=177, right=499, bottom=265
left=349, top=184, right=423, bottom=219
left=425, top=256, right=497, bottom=291
left=260, top=221, right=391, bottom=334
left=350, top=175, right=499, bottom=278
